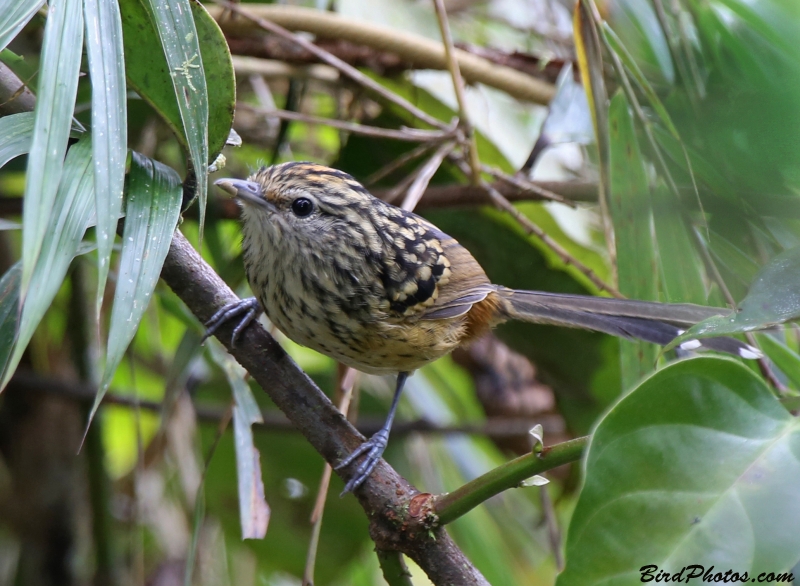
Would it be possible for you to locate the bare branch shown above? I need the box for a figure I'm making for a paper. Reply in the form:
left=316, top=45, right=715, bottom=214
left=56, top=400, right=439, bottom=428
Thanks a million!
left=208, top=4, right=556, bottom=105
left=159, top=230, right=490, bottom=585
left=213, top=1, right=449, bottom=129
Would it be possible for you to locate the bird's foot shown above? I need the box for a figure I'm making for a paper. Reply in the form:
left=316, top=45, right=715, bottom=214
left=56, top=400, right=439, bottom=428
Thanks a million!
left=336, top=428, right=390, bottom=495
left=202, top=297, right=262, bottom=346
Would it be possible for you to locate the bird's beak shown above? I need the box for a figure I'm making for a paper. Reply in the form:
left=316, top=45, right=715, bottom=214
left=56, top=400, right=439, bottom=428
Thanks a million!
left=214, top=178, right=271, bottom=209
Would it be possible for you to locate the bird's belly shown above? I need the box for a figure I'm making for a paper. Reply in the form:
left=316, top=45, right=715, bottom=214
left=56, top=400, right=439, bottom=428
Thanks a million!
left=264, top=297, right=465, bottom=375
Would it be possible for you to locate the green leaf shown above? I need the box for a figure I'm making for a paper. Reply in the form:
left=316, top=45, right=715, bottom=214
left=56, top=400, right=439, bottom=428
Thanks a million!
left=0, top=263, right=21, bottom=377
left=757, top=334, right=800, bottom=391
left=652, top=183, right=708, bottom=304
left=0, top=0, right=43, bottom=53
left=88, top=151, right=182, bottom=427
left=207, top=342, right=270, bottom=540
left=84, top=0, right=128, bottom=319
left=143, top=0, right=208, bottom=232
left=0, top=111, right=84, bottom=170
left=574, top=0, right=610, bottom=212
left=671, top=246, right=800, bottom=347
left=608, top=90, right=658, bottom=388
left=0, top=112, right=35, bottom=168
left=558, top=357, right=800, bottom=585
left=1, top=135, right=96, bottom=389
left=20, top=0, right=83, bottom=300
left=119, top=0, right=234, bottom=160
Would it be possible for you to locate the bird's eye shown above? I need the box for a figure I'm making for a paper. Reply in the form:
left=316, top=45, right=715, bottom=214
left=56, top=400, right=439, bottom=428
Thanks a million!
left=291, top=197, right=314, bottom=217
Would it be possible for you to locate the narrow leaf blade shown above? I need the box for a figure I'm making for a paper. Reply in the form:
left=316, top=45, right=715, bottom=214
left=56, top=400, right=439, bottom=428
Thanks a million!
left=88, top=151, right=182, bottom=427
left=84, top=0, right=128, bottom=317
left=21, top=0, right=83, bottom=299
left=0, top=0, right=44, bottom=53
left=144, top=0, right=208, bottom=236
left=207, top=342, right=270, bottom=540
left=608, top=90, right=658, bottom=388
left=0, top=111, right=35, bottom=169
left=1, top=135, right=96, bottom=389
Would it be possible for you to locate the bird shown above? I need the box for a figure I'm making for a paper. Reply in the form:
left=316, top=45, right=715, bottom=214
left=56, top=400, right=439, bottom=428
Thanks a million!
left=207, top=161, right=761, bottom=494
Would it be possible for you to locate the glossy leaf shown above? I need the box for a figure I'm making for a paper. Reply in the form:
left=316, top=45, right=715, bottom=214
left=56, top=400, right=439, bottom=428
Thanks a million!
left=20, top=0, right=83, bottom=301
left=84, top=0, right=128, bottom=317
left=608, top=90, right=658, bottom=388
left=143, top=0, right=208, bottom=231
left=671, top=246, right=800, bottom=347
left=88, top=151, right=182, bottom=426
left=0, top=0, right=43, bottom=53
left=208, top=342, right=270, bottom=540
left=558, top=357, right=800, bottom=585
left=1, top=136, right=96, bottom=389
left=119, top=0, right=234, bottom=161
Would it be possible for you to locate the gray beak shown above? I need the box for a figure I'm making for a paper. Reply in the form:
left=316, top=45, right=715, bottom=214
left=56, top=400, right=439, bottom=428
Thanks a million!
left=214, top=178, right=270, bottom=209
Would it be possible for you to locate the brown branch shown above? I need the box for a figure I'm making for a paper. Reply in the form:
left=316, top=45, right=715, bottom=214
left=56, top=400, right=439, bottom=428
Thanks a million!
left=213, top=1, right=448, bottom=129
left=0, top=62, right=36, bottom=116
left=225, top=37, right=565, bottom=85
left=0, top=179, right=598, bottom=219
left=207, top=4, right=556, bottom=105
left=159, top=230, right=489, bottom=585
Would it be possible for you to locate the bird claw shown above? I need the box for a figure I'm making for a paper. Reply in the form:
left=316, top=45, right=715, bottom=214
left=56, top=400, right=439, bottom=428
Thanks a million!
left=336, top=428, right=390, bottom=495
left=202, top=297, right=262, bottom=346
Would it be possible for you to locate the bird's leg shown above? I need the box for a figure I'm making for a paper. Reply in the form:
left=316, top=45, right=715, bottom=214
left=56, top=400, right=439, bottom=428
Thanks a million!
left=203, top=297, right=262, bottom=346
left=337, top=371, right=409, bottom=495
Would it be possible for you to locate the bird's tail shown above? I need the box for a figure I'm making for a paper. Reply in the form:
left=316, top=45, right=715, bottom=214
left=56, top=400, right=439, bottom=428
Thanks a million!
left=496, top=288, right=761, bottom=359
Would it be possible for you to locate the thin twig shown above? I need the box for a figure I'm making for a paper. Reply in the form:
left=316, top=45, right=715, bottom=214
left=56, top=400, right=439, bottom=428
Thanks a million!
left=214, top=1, right=449, bottom=130
left=485, top=165, right=576, bottom=208
left=432, top=0, right=481, bottom=183
left=400, top=141, right=457, bottom=212
left=240, top=103, right=457, bottom=142
left=539, top=486, right=564, bottom=571
left=451, top=155, right=623, bottom=297
left=365, top=142, right=439, bottom=187
left=303, top=367, right=359, bottom=586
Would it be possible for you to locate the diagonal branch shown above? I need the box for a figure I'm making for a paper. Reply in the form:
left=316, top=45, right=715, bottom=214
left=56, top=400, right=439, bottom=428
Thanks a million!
left=160, top=230, right=490, bottom=586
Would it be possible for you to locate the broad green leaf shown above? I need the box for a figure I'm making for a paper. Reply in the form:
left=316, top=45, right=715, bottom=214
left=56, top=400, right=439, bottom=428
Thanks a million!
left=0, top=0, right=43, bottom=53
left=558, top=357, right=800, bottom=585
left=208, top=342, right=270, bottom=540
left=88, top=151, right=182, bottom=427
left=119, top=0, right=234, bottom=161
left=608, top=90, right=658, bottom=388
left=0, top=263, right=21, bottom=377
left=143, top=0, right=208, bottom=232
left=84, top=0, right=128, bottom=318
left=20, top=0, right=83, bottom=300
left=1, top=135, right=95, bottom=389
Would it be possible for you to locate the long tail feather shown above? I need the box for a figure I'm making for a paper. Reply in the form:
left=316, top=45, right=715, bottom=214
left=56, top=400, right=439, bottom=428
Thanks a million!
left=497, top=288, right=761, bottom=359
